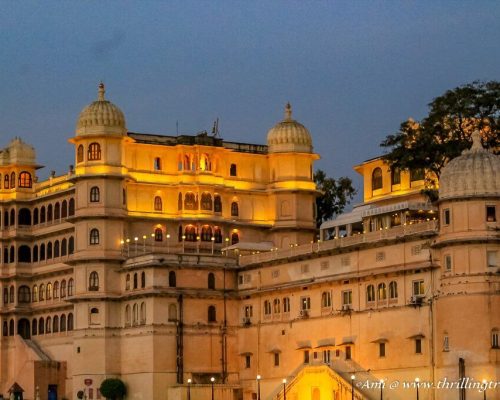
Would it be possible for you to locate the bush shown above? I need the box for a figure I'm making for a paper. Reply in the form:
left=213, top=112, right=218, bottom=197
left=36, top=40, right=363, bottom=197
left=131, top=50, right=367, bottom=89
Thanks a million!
left=100, top=378, right=127, bottom=400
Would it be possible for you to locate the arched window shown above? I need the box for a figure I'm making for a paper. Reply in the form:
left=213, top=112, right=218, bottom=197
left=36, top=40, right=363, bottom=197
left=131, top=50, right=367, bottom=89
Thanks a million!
left=366, top=285, right=375, bottom=302
left=46, top=317, right=52, bottom=333
left=141, top=272, right=146, bottom=288
left=154, top=196, right=162, bottom=211
left=67, top=313, right=74, bottom=331
left=9, top=285, right=14, bottom=303
left=53, top=281, right=59, bottom=298
left=2, top=249, right=7, bottom=265
left=61, top=200, right=68, bottom=218
left=231, top=201, right=239, bottom=217
left=90, top=308, right=100, bottom=325
left=492, top=329, right=499, bottom=349
left=40, top=206, right=46, bottom=223
left=89, top=271, right=99, bottom=291
left=32, top=319, right=37, bottom=336
left=10, top=209, right=15, bottom=226
left=154, top=228, right=163, bottom=242
left=10, top=172, right=16, bottom=189
left=68, top=279, right=74, bottom=297
left=68, top=198, right=75, bottom=216
left=200, top=154, right=211, bottom=171
left=39, top=284, right=45, bottom=301
left=46, top=282, right=52, bottom=300
left=53, top=315, right=59, bottom=333
left=54, top=240, right=60, bottom=258
left=9, top=246, right=14, bottom=263
left=201, top=225, right=213, bottom=241
left=178, top=193, right=182, bottom=210
left=283, top=297, right=291, bottom=315
left=4, top=174, right=9, bottom=189
left=133, top=273, right=138, bottom=289
left=60, top=280, right=66, bottom=298
left=208, top=305, right=216, bottom=322
left=90, top=187, right=100, bottom=203
left=33, top=245, right=39, bottom=262
left=321, top=291, right=332, bottom=308
left=168, top=304, right=177, bottom=322
left=33, top=208, right=39, bottom=225
left=201, top=193, right=212, bottom=210
left=68, top=236, right=75, bottom=254
left=18, top=172, right=32, bottom=188
left=18, top=245, right=31, bottom=263
left=47, top=242, right=53, bottom=259
left=3, top=288, right=7, bottom=304
left=273, top=298, right=281, bottom=314
left=372, top=168, right=383, bottom=191
left=125, top=305, right=131, bottom=327
left=391, top=168, right=401, bottom=185
left=125, top=274, right=130, bottom=290
left=3, top=210, right=8, bottom=227
left=88, top=143, right=101, bottom=161
left=89, top=229, right=99, bottom=245
left=231, top=232, right=239, bottom=245
left=169, top=271, right=176, bottom=288
left=389, top=281, right=398, bottom=299
left=230, top=164, right=237, bottom=177
left=77, top=145, right=84, bottom=163
left=39, top=318, right=44, bottom=335
left=61, top=238, right=67, bottom=256
left=54, top=202, right=60, bottom=220
left=208, top=272, right=215, bottom=290
left=40, top=243, right=46, bottom=261
left=133, top=304, right=138, bottom=325
left=140, top=302, right=146, bottom=324
left=214, top=195, right=222, bottom=213
left=184, top=225, right=197, bottom=242
left=154, top=157, right=161, bottom=171
left=264, top=300, right=272, bottom=316
left=214, top=227, right=222, bottom=243
left=377, top=283, right=387, bottom=300
left=18, top=286, right=31, bottom=303
left=60, top=314, right=66, bottom=332
left=32, top=285, right=38, bottom=302
left=47, top=204, right=53, bottom=222
left=184, top=192, right=197, bottom=210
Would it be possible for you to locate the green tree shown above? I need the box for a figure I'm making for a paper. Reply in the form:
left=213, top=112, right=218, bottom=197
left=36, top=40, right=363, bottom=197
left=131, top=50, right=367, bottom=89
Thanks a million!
left=381, top=80, right=500, bottom=179
left=314, top=170, right=356, bottom=228
left=100, top=378, right=127, bottom=400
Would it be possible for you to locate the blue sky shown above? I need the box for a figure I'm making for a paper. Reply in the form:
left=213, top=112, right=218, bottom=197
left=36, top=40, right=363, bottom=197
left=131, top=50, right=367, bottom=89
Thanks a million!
left=1, top=1, right=499, bottom=203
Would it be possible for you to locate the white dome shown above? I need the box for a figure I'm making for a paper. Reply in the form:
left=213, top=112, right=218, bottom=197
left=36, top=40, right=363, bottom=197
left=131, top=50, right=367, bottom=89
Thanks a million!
left=76, top=83, right=126, bottom=136
left=267, top=103, right=313, bottom=153
left=439, top=131, right=500, bottom=200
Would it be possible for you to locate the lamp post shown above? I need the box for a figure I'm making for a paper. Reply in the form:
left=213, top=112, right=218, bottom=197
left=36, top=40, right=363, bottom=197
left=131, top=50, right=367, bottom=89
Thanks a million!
left=211, top=236, right=215, bottom=254
left=134, top=236, right=138, bottom=255
left=282, top=378, right=286, bottom=400
left=225, top=237, right=229, bottom=256
left=256, top=375, right=261, bottom=400
left=151, top=233, right=155, bottom=251
left=187, top=378, right=191, bottom=400
left=210, top=377, right=215, bottom=400
left=142, top=235, right=147, bottom=253
left=126, top=238, right=130, bottom=257
left=120, top=239, right=124, bottom=256
left=482, top=379, right=487, bottom=400
left=415, top=378, right=420, bottom=400
left=380, top=379, right=384, bottom=400
left=182, top=235, right=186, bottom=253
left=166, top=233, right=170, bottom=253
left=196, top=236, right=200, bottom=253
left=350, top=374, right=355, bottom=400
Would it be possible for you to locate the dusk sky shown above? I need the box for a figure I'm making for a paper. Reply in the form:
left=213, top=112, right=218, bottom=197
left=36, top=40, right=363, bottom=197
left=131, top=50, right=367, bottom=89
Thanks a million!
left=1, top=1, right=499, bottom=203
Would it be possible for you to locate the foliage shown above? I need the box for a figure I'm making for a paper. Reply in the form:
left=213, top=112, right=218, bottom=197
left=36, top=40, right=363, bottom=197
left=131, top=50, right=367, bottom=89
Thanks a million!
left=77, top=392, right=84, bottom=400
left=381, top=80, right=500, bottom=178
left=314, top=169, right=356, bottom=228
left=100, top=378, right=127, bottom=400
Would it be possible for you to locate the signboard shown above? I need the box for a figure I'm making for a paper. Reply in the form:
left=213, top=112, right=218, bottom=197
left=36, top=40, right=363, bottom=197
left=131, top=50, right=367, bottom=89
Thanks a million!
left=84, top=379, right=93, bottom=387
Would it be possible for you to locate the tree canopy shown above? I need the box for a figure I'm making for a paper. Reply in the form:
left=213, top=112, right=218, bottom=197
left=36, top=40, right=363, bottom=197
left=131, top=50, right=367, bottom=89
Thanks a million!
left=100, top=378, right=127, bottom=400
left=314, top=170, right=356, bottom=228
left=381, top=80, right=500, bottom=179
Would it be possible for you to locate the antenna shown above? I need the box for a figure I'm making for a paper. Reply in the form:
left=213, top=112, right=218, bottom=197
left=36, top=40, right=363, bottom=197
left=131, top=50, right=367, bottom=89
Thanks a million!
left=212, top=117, right=219, bottom=137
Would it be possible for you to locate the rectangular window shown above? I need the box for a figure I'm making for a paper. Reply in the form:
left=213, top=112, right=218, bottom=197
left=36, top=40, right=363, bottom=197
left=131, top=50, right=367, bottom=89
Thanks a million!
left=443, top=209, right=451, bottom=225
left=342, top=290, right=352, bottom=306
left=271, top=269, right=280, bottom=278
left=487, top=251, right=497, bottom=268
left=444, top=255, right=452, bottom=272
left=304, top=350, right=310, bottom=364
left=154, top=157, right=161, bottom=171
left=412, top=280, right=424, bottom=296
left=274, top=352, right=280, bottom=367
left=486, top=206, right=496, bottom=222
left=345, top=346, right=351, bottom=360
left=320, top=261, right=330, bottom=270
left=379, top=342, right=386, bottom=357
left=245, top=355, right=251, bottom=368
left=244, top=305, right=253, bottom=318
left=492, top=331, right=499, bottom=348
left=323, top=350, right=331, bottom=364
left=415, top=338, right=422, bottom=354
left=300, top=297, right=311, bottom=311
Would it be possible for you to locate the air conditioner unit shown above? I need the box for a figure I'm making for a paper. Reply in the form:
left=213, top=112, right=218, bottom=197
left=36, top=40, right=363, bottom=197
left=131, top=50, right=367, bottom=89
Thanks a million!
left=242, top=317, right=251, bottom=325
left=410, top=295, right=423, bottom=305
left=341, top=304, right=351, bottom=311
left=299, top=309, right=309, bottom=318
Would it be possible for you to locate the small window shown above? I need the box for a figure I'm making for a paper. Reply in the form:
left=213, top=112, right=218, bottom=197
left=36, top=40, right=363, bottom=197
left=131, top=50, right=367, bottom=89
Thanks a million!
left=88, top=143, right=101, bottom=161
left=244, top=305, right=253, bottom=318
left=18, top=172, right=32, bottom=188
left=201, top=193, right=212, bottom=211
left=264, top=300, right=272, bottom=316
left=169, top=271, right=176, bottom=288
left=342, top=290, right=352, bottom=306
left=443, top=209, right=451, bottom=225
left=345, top=346, right=351, bottom=360
left=389, top=281, right=398, bottom=299
left=273, top=298, right=280, bottom=314
left=377, top=283, right=387, bottom=301
left=4, top=174, right=9, bottom=189
left=391, top=167, right=401, bottom=185
left=274, top=352, right=280, bottom=367
left=208, top=305, right=216, bottom=322
left=10, top=172, right=16, bottom=189
left=154, top=228, right=163, bottom=242
left=487, top=251, right=497, bottom=268
left=154, top=157, right=161, bottom=171
left=443, top=335, right=449, bottom=352
left=90, top=186, right=100, bottom=202
left=125, top=274, right=130, bottom=290
left=89, top=271, right=99, bottom=291
left=68, top=279, right=74, bottom=296
left=415, top=338, right=422, bottom=354
left=412, top=280, right=424, bottom=296
left=444, top=255, right=452, bottom=272
left=304, top=350, right=310, bottom=364
left=379, top=342, right=386, bottom=357
left=366, top=285, right=375, bottom=303
left=208, top=272, right=215, bottom=290
left=371, top=168, right=383, bottom=191
left=231, top=232, right=239, bottom=245
left=77, top=145, right=84, bottom=163
left=283, top=297, right=290, bottom=313
left=321, top=292, right=331, bottom=308
left=300, top=297, right=311, bottom=311
left=245, top=355, right=251, bottom=369
left=492, top=330, right=499, bottom=349
left=154, top=196, right=162, bottom=211
left=230, top=164, right=237, bottom=177
left=486, top=206, right=496, bottom=222
left=214, top=195, right=222, bottom=213
left=231, top=202, right=239, bottom=217
left=90, top=229, right=100, bottom=245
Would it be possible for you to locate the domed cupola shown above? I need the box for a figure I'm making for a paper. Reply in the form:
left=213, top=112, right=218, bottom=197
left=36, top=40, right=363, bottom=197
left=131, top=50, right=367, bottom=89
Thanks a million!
left=439, top=130, right=500, bottom=200
left=267, top=103, right=313, bottom=153
left=76, top=83, right=126, bottom=136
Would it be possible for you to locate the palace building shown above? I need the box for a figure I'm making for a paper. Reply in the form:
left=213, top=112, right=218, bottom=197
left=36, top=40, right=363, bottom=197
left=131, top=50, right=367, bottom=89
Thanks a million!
left=0, top=85, right=498, bottom=400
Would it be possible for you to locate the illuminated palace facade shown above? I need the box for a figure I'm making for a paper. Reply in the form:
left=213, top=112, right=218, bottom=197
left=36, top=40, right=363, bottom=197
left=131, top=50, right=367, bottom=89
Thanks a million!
left=0, top=85, right=498, bottom=400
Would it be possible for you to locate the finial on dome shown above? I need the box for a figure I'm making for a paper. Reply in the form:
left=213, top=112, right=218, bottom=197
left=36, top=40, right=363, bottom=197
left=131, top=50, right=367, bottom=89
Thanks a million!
left=98, top=82, right=105, bottom=101
left=470, top=130, right=483, bottom=151
left=284, top=102, right=292, bottom=121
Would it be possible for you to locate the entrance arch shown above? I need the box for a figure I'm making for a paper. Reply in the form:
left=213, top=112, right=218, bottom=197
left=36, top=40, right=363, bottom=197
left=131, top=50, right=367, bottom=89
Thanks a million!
left=17, top=318, right=30, bottom=339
